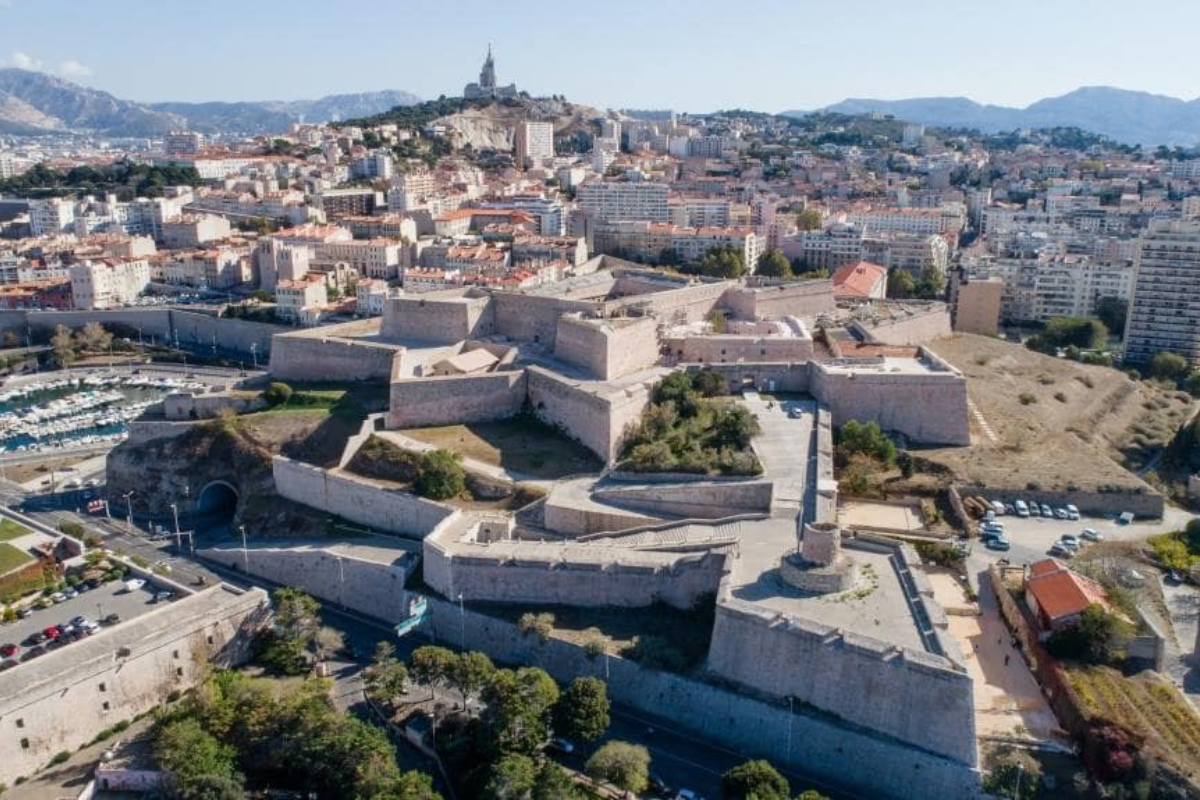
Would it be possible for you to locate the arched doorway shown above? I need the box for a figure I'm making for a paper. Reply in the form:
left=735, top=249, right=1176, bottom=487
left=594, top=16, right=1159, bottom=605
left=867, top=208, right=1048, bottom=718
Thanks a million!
left=196, top=480, right=239, bottom=519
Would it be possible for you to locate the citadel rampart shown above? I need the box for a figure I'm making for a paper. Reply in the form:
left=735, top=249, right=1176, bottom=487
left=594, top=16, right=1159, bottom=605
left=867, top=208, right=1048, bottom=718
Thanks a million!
left=706, top=597, right=976, bottom=765
left=271, top=456, right=460, bottom=536
left=722, top=280, right=836, bottom=320
left=420, top=598, right=982, bottom=800
left=665, top=332, right=815, bottom=365
left=198, top=540, right=418, bottom=623
left=592, top=478, right=774, bottom=519
left=555, top=314, right=660, bottom=380
left=20, top=309, right=284, bottom=357
left=423, top=529, right=730, bottom=610
left=387, top=370, right=527, bottom=429
left=380, top=291, right=495, bottom=343
left=848, top=303, right=952, bottom=346
left=492, top=292, right=597, bottom=347
left=0, top=585, right=269, bottom=786
left=526, top=366, right=656, bottom=462
left=269, top=321, right=402, bottom=383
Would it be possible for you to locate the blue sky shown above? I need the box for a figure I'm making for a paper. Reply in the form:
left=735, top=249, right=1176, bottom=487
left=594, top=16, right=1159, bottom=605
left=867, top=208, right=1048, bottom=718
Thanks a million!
left=2, top=0, right=1196, bottom=110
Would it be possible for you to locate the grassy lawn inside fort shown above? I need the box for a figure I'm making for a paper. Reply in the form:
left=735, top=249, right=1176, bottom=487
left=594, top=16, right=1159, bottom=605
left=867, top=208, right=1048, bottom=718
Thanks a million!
left=0, top=518, right=31, bottom=542
left=0, top=542, right=33, bottom=574
left=239, top=382, right=390, bottom=468
left=400, top=415, right=602, bottom=479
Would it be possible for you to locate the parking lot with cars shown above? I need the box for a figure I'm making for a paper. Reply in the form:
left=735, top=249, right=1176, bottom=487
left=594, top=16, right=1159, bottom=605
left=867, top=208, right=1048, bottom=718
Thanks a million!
left=0, top=579, right=171, bottom=669
left=968, top=498, right=1193, bottom=567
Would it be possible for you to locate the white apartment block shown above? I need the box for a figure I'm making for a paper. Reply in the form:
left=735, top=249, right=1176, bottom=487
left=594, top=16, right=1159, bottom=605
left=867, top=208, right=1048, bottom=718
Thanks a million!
left=355, top=278, right=388, bottom=317
left=961, top=255, right=1134, bottom=325
left=1182, top=195, right=1200, bottom=220
left=673, top=227, right=760, bottom=268
left=315, top=240, right=404, bottom=280
left=846, top=207, right=964, bottom=237
left=1125, top=220, right=1200, bottom=366
left=577, top=181, right=670, bottom=223
left=29, top=198, right=76, bottom=236
left=514, top=121, right=555, bottom=169
left=164, top=131, right=205, bottom=156
left=160, top=214, right=232, bottom=250
left=69, top=259, right=151, bottom=310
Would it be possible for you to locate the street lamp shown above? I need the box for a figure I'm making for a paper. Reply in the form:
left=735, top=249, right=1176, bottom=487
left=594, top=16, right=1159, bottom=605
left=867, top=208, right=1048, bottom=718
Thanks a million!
left=457, top=592, right=465, bottom=651
left=239, top=525, right=249, bottom=573
left=337, top=556, right=345, bottom=609
left=121, top=490, right=135, bottom=533
left=170, top=502, right=181, bottom=552
left=250, top=342, right=258, bottom=369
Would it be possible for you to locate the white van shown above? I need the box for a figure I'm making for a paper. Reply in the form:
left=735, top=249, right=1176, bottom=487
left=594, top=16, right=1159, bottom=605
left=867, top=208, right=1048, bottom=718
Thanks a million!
left=1065, top=504, right=1080, bottom=520
left=1014, top=499, right=1029, bottom=517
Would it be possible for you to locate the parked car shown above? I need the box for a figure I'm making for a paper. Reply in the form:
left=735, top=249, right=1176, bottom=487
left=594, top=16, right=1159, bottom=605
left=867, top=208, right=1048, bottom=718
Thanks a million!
left=1014, top=499, right=1030, bottom=517
left=21, top=645, right=46, bottom=661
left=0, top=643, right=19, bottom=658
left=154, top=591, right=175, bottom=603
left=63, top=588, right=79, bottom=599
left=124, top=579, right=146, bottom=593
left=788, top=408, right=802, bottom=419
left=42, top=626, right=61, bottom=641
left=1049, top=543, right=1075, bottom=559
left=648, top=775, right=671, bottom=796
left=1065, top=504, right=1080, bottom=520
left=101, top=613, right=121, bottom=626
left=69, top=616, right=88, bottom=628
left=547, top=738, right=575, bottom=754
left=1026, top=502, right=1039, bottom=517
left=1004, top=503, right=1016, bottom=515
left=17, top=606, right=32, bottom=618
left=49, top=592, right=67, bottom=604
left=1169, top=570, right=1187, bottom=584
left=1054, top=508, right=1070, bottom=520
left=986, top=537, right=1012, bottom=551
left=1060, top=534, right=1082, bottom=550
left=1040, top=504, right=1054, bottom=517
left=1081, top=528, right=1103, bottom=542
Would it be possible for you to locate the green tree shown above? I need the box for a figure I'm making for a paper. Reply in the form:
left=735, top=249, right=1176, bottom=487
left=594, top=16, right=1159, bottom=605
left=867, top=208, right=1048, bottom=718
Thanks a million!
left=482, top=667, right=561, bottom=756
left=721, top=759, right=790, bottom=800
left=1094, top=296, right=1128, bottom=337
left=177, top=775, right=245, bottom=800
left=585, top=741, right=650, bottom=795
left=259, top=587, right=320, bottom=674
left=77, top=321, right=112, bottom=353
left=364, top=641, right=409, bottom=706
left=484, top=754, right=538, bottom=800
left=448, top=650, right=495, bottom=709
left=1150, top=351, right=1189, bottom=382
left=796, top=208, right=823, bottom=231
left=887, top=269, right=916, bottom=299
left=1186, top=371, right=1200, bottom=398
left=1046, top=603, right=1128, bottom=664
left=553, top=677, right=610, bottom=743
left=50, top=324, right=76, bottom=368
left=693, top=368, right=729, bottom=398
left=796, top=267, right=830, bottom=280
left=416, top=449, right=466, bottom=500
left=836, top=420, right=897, bottom=466
left=1043, top=316, right=1108, bottom=350
left=155, top=718, right=242, bottom=797
left=409, top=646, right=457, bottom=698
left=263, top=381, right=293, bottom=406
left=756, top=249, right=794, bottom=279
left=532, top=761, right=583, bottom=800
left=982, top=745, right=1043, bottom=800
left=695, top=245, right=748, bottom=279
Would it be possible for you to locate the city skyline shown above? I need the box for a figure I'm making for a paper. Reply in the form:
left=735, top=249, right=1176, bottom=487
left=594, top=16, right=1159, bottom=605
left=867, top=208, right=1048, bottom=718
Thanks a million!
left=2, top=0, right=1198, bottom=111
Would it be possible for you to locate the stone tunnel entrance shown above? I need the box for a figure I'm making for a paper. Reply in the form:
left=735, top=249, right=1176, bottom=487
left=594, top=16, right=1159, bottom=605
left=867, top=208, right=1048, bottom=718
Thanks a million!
left=197, top=480, right=239, bottom=519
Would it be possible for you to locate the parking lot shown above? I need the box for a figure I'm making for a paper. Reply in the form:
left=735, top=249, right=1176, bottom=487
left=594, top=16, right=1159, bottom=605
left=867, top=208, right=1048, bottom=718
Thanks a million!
left=0, top=580, right=168, bottom=664
left=970, top=501, right=1194, bottom=567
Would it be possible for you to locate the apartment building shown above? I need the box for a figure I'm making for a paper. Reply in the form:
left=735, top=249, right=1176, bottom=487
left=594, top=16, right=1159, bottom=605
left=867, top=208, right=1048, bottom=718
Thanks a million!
left=164, top=131, right=205, bottom=157
left=511, top=235, right=588, bottom=268
left=788, top=225, right=865, bottom=272
left=163, top=247, right=250, bottom=290
left=160, top=214, right=232, bottom=250
left=951, top=277, right=1004, bottom=336
left=315, top=239, right=404, bottom=280
left=339, top=214, right=418, bottom=242
left=514, top=121, right=555, bottom=169
left=68, top=259, right=151, bottom=309
left=355, top=278, right=388, bottom=317
left=960, top=254, right=1134, bottom=324
left=275, top=276, right=329, bottom=322
left=317, top=188, right=382, bottom=217
left=846, top=206, right=965, bottom=238
left=29, top=198, right=76, bottom=236
left=577, top=181, right=670, bottom=223
left=1125, top=220, right=1200, bottom=366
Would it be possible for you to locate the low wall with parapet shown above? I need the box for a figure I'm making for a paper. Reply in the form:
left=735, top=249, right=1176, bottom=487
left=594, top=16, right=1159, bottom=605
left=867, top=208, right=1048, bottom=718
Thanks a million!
left=269, top=324, right=402, bottom=383
left=23, top=309, right=283, bottom=356
left=665, top=333, right=815, bottom=366
left=271, top=456, right=459, bottom=536
left=542, top=490, right=662, bottom=536
left=421, top=598, right=982, bottom=800
left=493, top=293, right=597, bottom=348
left=682, top=361, right=811, bottom=393
left=849, top=304, right=952, bottom=346
left=810, top=355, right=970, bottom=446
left=592, top=478, right=773, bottom=519
left=387, top=370, right=527, bottom=429
left=707, top=596, right=976, bottom=765
left=124, top=419, right=199, bottom=445
left=957, top=483, right=1164, bottom=519
left=164, top=390, right=265, bottom=420
left=606, top=279, right=728, bottom=325
left=198, top=540, right=418, bottom=623
left=526, top=366, right=655, bottom=463
left=381, top=292, right=496, bottom=343
left=814, top=406, right=837, bottom=522
left=423, top=530, right=729, bottom=610
left=721, top=280, right=836, bottom=321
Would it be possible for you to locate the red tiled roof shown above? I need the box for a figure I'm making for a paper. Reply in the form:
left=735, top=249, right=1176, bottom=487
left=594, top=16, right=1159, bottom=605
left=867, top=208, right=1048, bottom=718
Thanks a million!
left=1026, top=559, right=1111, bottom=623
left=831, top=261, right=887, bottom=298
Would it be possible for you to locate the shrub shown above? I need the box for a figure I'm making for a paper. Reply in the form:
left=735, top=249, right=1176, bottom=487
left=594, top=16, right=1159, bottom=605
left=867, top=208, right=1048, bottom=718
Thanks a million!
left=623, top=635, right=688, bottom=672
left=517, top=612, right=555, bottom=643
left=49, top=750, right=70, bottom=766
left=1149, top=352, right=1188, bottom=382
left=1018, top=392, right=1037, bottom=405
left=1054, top=391, right=1068, bottom=403
left=836, top=420, right=897, bottom=466
left=582, top=628, right=609, bottom=660
left=415, top=449, right=465, bottom=500
left=57, top=521, right=83, bottom=538
left=263, top=381, right=293, bottom=406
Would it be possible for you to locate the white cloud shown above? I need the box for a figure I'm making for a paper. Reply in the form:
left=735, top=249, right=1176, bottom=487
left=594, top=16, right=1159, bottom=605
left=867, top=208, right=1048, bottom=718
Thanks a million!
left=56, top=59, right=91, bottom=79
left=3, top=51, right=43, bottom=70
left=1, top=51, right=92, bottom=81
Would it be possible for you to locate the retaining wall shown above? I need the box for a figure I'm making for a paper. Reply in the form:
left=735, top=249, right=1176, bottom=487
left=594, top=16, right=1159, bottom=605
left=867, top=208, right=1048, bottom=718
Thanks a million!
left=421, top=598, right=982, bottom=800
left=593, top=479, right=773, bottom=519
left=526, top=367, right=655, bottom=463
left=665, top=334, right=815, bottom=366
left=850, top=306, right=952, bottom=346
left=721, top=281, right=836, bottom=321
left=958, top=484, right=1164, bottom=519
left=387, top=370, right=527, bottom=429
left=492, top=293, right=596, bottom=348
left=269, top=330, right=402, bottom=383
left=381, top=293, right=495, bottom=343
left=271, top=456, right=459, bottom=536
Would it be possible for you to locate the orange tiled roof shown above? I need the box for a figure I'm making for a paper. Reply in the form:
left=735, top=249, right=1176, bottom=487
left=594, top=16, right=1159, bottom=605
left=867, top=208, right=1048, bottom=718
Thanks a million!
left=831, top=261, right=887, bottom=298
left=1026, top=559, right=1111, bottom=623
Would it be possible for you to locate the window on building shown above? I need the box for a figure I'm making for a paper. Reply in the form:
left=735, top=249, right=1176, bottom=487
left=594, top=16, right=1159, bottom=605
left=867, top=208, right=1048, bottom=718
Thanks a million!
left=102, top=701, right=110, bottom=712
left=98, top=682, right=106, bottom=692
left=20, top=737, right=29, bottom=749
left=15, top=718, right=24, bottom=729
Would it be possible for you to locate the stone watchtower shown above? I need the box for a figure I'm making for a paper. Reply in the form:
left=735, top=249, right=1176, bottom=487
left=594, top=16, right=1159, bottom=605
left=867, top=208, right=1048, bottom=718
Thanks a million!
left=779, top=522, right=860, bottom=594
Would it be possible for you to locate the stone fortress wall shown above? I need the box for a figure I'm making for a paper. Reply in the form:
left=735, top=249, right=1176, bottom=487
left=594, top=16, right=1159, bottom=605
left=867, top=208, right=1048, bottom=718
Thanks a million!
left=722, top=280, right=836, bottom=320
left=555, top=313, right=660, bottom=380
left=664, top=316, right=815, bottom=365
left=269, top=318, right=403, bottom=383
left=525, top=366, right=657, bottom=462
left=387, top=370, right=528, bottom=429
left=271, top=456, right=460, bottom=537
left=199, top=540, right=418, bottom=623
left=848, top=302, right=952, bottom=346
left=422, top=519, right=731, bottom=610
left=592, top=478, right=774, bottom=519
left=420, top=596, right=982, bottom=800
left=380, top=290, right=496, bottom=343
left=0, top=585, right=269, bottom=786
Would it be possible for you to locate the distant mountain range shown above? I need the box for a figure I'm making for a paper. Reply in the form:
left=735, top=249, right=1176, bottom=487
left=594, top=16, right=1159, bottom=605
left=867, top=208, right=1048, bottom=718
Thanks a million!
left=0, top=68, right=421, bottom=137
left=783, top=87, right=1200, bottom=146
